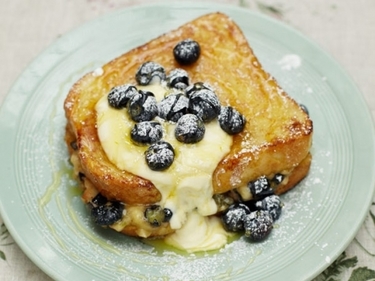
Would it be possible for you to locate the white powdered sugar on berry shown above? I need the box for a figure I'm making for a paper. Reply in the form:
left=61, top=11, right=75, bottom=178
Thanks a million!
left=96, top=83, right=233, bottom=252
left=143, top=95, right=157, bottom=112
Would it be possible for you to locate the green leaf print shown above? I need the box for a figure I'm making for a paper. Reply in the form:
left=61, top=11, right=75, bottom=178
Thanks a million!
left=0, top=250, right=5, bottom=261
left=348, top=267, right=375, bottom=281
left=314, top=252, right=357, bottom=281
left=369, top=203, right=375, bottom=225
left=255, top=1, right=283, bottom=18
left=0, top=223, right=12, bottom=262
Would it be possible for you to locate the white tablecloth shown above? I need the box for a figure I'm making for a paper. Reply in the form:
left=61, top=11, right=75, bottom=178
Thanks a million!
left=1, top=0, right=374, bottom=280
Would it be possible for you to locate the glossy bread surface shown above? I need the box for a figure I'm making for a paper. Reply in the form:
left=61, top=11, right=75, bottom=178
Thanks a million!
left=64, top=12, right=313, bottom=207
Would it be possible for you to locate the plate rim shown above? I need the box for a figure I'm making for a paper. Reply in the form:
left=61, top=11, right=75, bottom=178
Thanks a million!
left=1, top=2, right=375, bottom=281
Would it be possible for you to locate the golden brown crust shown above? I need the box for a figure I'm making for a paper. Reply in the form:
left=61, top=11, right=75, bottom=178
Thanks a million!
left=64, top=12, right=313, bottom=213
left=275, top=153, right=312, bottom=195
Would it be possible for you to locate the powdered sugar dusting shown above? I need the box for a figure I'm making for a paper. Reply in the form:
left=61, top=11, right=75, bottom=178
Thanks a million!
left=92, top=67, right=104, bottom=77
left=278, top=54, right=302, bottom=70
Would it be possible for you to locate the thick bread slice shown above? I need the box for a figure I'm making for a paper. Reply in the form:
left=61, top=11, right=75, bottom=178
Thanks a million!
left=64, top=12, right=313, bottom=207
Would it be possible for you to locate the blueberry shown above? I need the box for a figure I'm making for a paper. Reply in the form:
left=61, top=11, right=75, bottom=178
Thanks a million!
left=271, top=173, right=284, bottom=186
left=163, top=208, right=173, bottom=222
left=175, top=114, right=205, bottom=143
left=145, top=141, right=174, bottom=171
left=244, top=210, right=273, bottom=241
left=255, top=195, right=283, bottom=221
left=167, top=68, right=189, bottom=90
left=185, top=82, right=214, bottom=98
left=91, top=201, right=124, bottom=226
left=300, top=104, right=309, bottom=116
left=218, top=106, right=246, bottom=135
left=248, top=176, right=274, bottom=198
left=221, top=203, right=251, bottom=232
left=158, top=93, right=189, bottom=122
left=91, top=193, right=108, bottom=207
left=144, top=205, right=173, bottom=227
left=127, top=90, right=158, bottom=122
left=173, top=39, right=201, bottom=65
left=135, top=61, right=166, bottom=85
left=130, top=121, right=163, bottom=144
left=188, top=89, right=221, bottom=123
left=107, top=84, right=138, bottom=109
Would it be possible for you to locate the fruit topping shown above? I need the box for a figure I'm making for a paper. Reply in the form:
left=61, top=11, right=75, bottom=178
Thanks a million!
left=158, top=93, right=189, bottom=122
left=135, top=61, right=166, bottom=85
left=163, top=208, right=173, bottom=222
left=175, top=114, right=205, bottom=143
left=145, top=141, right=175, bottom=171
left=244, top=210, right=273, bottom=241
left=218, top=106, right=246, bottom=135
left=144, top=205, right=173, bottom=227
left=271, top=173, right=284, bottom=186
left=248, top=176, right=274, bottom=199
left=255, top=195, right=283, bottom=221
left=173, top=39, right=201, bottom=65
left=185, top=82, right=214, bottom=97
left=127, top=90, right=158, bottom=122
left=188, top=88, right=221, bottom=123
left=91, top=193, right=108, bottom=207
left=167, top=68, right=189, bottom=90
left=221, top=203, right=251, bottom=232
left=131, top=121, right=163, bottom=144
left=91, top=201, right=124, bottom=226
left=107, top=84, right=138, bottom=109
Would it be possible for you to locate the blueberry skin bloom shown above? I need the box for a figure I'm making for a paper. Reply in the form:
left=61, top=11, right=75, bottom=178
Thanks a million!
left=145, top=141, right=175, bottom=171
left=248, top=176, right=273, bottom=199
left=91, top=202, right=124, bottom=226
left=218, top=106, right=246, bottom=135
left=188, top=89, right=221, bottom=123
left=127, top=90, right=158, bottom=122
left=158, top=93, right=189, bottom=123
left=167, top=68, right=190, bottom=90
left=174, top=114, right=205, bottom=144
left=130, top=121, right=163, bottom=144
left=173, top=39, right=201, bottom=65
left=107, top=84, right=138, bottom=109
left=255, top=195, right=283, bottom=222
left=221, top=203, right=251, bottom=232
left=135, top=61, right=166, bottom=85
left=244, top=210, right=273, bottom=241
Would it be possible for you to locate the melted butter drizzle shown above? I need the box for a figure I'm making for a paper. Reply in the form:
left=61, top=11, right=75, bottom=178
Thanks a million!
left=37, top=65, right=264, bottom=280
left=96, top=83, right=233, bottom=251
left=36, top=63, right=148, bottom=277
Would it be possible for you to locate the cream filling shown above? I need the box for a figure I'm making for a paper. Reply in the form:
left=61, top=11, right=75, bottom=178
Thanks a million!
left=95, top=83, right=233, bottom=252
left=164, top=210, right=230, bottom=253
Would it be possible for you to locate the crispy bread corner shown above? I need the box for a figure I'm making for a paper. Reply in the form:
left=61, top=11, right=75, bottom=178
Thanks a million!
left=64, top=12, right=313, bottom=207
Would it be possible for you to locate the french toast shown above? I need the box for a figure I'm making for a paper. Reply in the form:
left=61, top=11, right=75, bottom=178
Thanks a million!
left=64, top=12, right=313, bottom=244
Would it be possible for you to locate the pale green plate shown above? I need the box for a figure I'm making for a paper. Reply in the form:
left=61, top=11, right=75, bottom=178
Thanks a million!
left=1, top=2, right=374, bottom=281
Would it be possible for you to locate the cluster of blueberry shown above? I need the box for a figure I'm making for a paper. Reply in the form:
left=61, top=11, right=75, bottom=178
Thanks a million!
left=90, top=192, right=174, bottom=227
left=90, top=193, right=124, bottom=226
left=107, top=39, right=246, bottom=172
left=221, top=175, right=284, bottom=241
left=92, top=39, right=286, bottom=245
